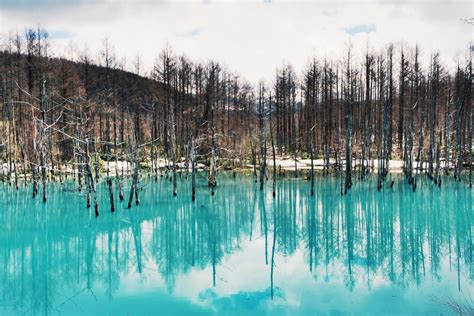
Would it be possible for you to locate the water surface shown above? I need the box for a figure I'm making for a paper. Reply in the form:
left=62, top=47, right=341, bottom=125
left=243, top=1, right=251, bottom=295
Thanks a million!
left=0, top=174, right=472, bottom=315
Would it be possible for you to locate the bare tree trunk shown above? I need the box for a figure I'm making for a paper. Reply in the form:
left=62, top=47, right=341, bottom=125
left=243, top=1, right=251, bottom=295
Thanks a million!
left=258, top=83, right=266, bottom=191
left=171, top=103, right=177, bottom=197
left=309, top=129, right=315, bottom=196
left=249, top=127, right=257, bottom=181
left=415, top=100, right=425, bottom=189
left=127, top=141, right=140, bottom=208
left=85, top=139, right=99, bottom=216
left=444, top=86, right=451, bottom=175
left=114, top=113, right=124, bottom=201
left=21, top=143, right=27, bottom=186
left=108, top=178, right=115, bottom=212
left=13, top=159, right=18, bottom=190
left=39, top=80, right=47, bottom=203
left=344, top=52, right=353, bottom=194
left=208, top=96, right=217, bottom=195
left=434, top=132, right=441, bottom=187
left=269, top=93, right=277, bottom=198
left=190, top=133, right=196, bottom=202
left=469, top=109, right=473, bottom=188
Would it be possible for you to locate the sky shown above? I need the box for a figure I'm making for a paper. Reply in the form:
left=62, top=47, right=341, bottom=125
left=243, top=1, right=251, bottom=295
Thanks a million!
left=0, top=0, right=472, bottom=84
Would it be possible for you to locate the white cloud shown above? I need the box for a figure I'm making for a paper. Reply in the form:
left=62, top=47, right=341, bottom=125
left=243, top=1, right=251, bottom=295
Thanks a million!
left=0, top=0, right=471, bottom=84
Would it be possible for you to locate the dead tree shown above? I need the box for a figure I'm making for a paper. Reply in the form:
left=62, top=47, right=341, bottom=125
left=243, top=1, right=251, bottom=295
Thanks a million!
left=344, top=48, right=354, bottom=194
left=127, top=139, right=140, bottom=208
left=127, top=57, right=142, bottom=208
left=207, top=62, right=220, bottom=194
left=113, top=111, right=124, bottom=201
left=190, top=133, right=196, bottom=202
left=362, top=51, right=373, bottom=180
left=85, top=138, right=99, bottom=216
left=309, top=126, right=315, bottom=196
left=258, top=82, right=266, bottom=191
left=39, top=80, right=47, bottom=202
left=269, top=92, right=277, bottom=198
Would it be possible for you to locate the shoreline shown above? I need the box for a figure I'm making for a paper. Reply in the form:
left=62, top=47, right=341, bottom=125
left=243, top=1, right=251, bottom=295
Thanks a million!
left=1, top=156, right=471, bottom=180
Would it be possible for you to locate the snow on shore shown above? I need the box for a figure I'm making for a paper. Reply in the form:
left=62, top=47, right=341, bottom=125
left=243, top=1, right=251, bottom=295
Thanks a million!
left=0, top=158, right=411, bottom=176
left=259, top=157, right=405, bottom=173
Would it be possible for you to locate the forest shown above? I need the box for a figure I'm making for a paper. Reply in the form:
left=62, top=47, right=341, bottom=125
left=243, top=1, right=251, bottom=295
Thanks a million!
left=0, top=28, right=472, bottom=214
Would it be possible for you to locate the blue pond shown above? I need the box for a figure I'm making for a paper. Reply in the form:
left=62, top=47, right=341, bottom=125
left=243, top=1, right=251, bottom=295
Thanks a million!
left=0, top=173, right=472, bottom=315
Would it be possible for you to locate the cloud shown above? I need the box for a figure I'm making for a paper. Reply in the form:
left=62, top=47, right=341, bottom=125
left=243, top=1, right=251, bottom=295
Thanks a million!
left=0, top=0, right=85, bottom=10
left=176, top=27, right=203, bottom=38
left=321, top=8, right=338, bottom=16
left=344, top=24, right=376, bottom=36
left=0, top=1, right=471, bottom=83
left=48, top=29, right=75, bottom=39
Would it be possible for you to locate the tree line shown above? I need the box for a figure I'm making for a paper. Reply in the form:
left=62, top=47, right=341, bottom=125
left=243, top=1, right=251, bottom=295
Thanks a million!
left=0, top=28, right=472, bottom=213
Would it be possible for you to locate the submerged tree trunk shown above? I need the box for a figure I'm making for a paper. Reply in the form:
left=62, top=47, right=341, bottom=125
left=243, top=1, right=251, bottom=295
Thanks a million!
left=249, top=127, right=257, bottom=181
left=127, top=138, right=140, bottom=208
left=85, top=139, right=99, bottom=217
left=208, top=97, right=217, bottom=195
left=190, top=133, right=196, bottom=202
left=309, top=129, right=315, bottom=196
left=434, top=132, right=441, bottom=187
left=127, top=145, right=140, bottom=208
left=469, top=108, right=473, bottom=188
left=39, top=80, right=47, bottom=203
left=444, top=86, right=451, bottom=175
left=128, top=87, right=141, bottom=208
left=114, top=113, right=124, bottom=201
left=344, top=50, right=353, bottom=194
left=269, top=93, right=277, bottom=198
left=258, top=83, right=266, bottom=191
left=107, top=178, right=115, bottom=212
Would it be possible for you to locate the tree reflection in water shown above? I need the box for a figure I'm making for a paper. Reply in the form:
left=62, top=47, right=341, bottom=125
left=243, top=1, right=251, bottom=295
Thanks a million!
left=0, top=173, right=471, bottom=314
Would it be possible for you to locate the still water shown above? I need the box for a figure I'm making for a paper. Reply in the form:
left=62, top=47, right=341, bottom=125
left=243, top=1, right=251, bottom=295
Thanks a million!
left=0, top=173, right=472, bottom=315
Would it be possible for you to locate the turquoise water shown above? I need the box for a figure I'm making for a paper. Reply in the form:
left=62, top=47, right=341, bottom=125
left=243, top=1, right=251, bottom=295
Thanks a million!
left=0, top=173, right=472, bottom=315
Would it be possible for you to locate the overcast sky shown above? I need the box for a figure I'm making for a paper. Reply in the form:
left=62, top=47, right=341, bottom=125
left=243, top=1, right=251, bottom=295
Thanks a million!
left=0, top=0, right=472, bottom=83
